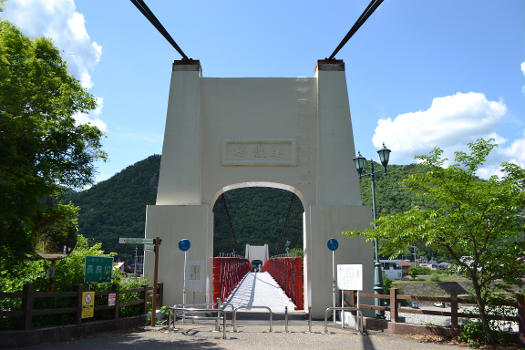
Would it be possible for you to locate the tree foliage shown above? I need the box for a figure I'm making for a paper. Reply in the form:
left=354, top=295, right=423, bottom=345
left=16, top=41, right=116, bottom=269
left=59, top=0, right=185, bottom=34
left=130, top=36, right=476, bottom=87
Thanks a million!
left=0, top=20, right=105, bottom=262
left=344, top=138, right=525, bottom=344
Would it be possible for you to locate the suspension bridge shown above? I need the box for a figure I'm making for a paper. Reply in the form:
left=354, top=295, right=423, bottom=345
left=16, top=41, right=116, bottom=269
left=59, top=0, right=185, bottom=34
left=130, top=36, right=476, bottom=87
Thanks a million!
left=134, top=0, right=384, bottom=317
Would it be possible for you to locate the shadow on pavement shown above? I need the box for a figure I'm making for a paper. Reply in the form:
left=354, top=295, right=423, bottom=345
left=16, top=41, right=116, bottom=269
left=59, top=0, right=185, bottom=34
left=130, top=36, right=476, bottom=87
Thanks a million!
left=361, top=333, right=377, bottom=350
left=24, top=330, right=226, bottom=350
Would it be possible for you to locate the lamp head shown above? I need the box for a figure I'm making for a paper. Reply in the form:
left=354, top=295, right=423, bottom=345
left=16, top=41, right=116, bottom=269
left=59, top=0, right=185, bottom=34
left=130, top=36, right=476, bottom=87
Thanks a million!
left=353, top=151, right=366, bottom=175
left=377, top=143, right=391, bottom=168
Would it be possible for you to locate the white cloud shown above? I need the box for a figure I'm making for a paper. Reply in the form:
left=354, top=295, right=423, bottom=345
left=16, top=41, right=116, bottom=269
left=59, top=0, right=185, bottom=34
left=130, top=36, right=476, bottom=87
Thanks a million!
left=372, top=91, right=524, bottom=178
left=73, top=97, right=107, bottom=132
left=478, top=134, right=525, bottom=179
left=3, top=0, right=105, bottom=128
left=373, top=92, right=506, bottom=160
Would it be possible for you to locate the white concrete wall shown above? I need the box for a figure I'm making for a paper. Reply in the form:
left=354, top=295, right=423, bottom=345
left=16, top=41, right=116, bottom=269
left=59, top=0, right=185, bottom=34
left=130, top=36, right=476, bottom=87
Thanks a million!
left=306, top=205, right=373, bottom=318
left=156, top=63, right=201, bottom=205
left=144, top=204, right=210, bottom=307
left=145, top=59, right=373, bottom=318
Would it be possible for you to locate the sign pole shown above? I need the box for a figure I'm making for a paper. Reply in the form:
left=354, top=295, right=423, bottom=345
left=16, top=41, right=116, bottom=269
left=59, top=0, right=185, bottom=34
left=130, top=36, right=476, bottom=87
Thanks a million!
left=183, top=250, right=187, bottom=307
left=49, top=260, right=56, bottom=292
left=341, top=289, right=345, bottom=328
left=177, top=238, right=191, bottom=323
left=151, top=236, right=160, bottom=326
left=326, top=238, right=339, bottom=324
left=332, top=249, right=336, bottom=324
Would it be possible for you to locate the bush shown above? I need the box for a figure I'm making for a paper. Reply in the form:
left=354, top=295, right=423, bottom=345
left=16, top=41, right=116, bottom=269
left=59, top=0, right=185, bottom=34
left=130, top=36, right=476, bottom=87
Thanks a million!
left=0, top=235, right=149, bottom=330
left=457, top=293, right=518, bottom=347
left=382, top=272, right=393, bottom=294
left=458, top=319, right=506, bottom=348
left=429, top=271, right=441, bottom=282
left=409, top=264, right=432, bottom=278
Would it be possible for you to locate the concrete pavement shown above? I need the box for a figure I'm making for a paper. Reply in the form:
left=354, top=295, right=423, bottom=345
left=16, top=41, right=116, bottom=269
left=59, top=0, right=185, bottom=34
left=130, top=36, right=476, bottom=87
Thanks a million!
left=226, top=272, right=296, bottom=312
left=23, top=321, right=466, bottom=350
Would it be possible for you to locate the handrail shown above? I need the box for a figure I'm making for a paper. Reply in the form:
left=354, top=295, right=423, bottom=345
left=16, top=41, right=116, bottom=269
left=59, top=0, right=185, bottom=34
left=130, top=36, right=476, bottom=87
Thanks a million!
left=232, top=306, right=273, bottom=332
left=212, top=257, right=251, bottom=302
left=169, top=307, right=227, bottom=339
left=324, top=307, right=364, bottom=334
left=171, top=303, right=235, bottom=312
left=262, top=257, right=303, bottom=310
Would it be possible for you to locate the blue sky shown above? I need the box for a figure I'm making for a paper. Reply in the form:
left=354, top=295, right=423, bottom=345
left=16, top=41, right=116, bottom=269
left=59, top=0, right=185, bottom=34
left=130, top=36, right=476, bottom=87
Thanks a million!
left=3, top=0, right=524, bottom=183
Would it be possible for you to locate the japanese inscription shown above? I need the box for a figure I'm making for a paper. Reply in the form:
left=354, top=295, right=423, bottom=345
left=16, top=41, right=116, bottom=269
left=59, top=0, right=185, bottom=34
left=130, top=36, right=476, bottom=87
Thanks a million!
left=223, top=139, right=296, bottom=166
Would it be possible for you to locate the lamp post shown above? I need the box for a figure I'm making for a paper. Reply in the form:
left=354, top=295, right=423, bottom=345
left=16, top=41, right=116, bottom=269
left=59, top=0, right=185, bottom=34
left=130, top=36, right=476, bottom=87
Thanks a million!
left=353, top=143, right=391, bottom=318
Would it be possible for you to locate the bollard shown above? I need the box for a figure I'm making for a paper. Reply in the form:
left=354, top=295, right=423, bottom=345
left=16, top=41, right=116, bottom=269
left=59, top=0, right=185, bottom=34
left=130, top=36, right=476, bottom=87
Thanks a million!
left=215, top=298, right=221, bottom=332
left=285, top=306, right=289, bottom=333
left=308, top=306, right=312, bottom=333
left=222, top=309, right=226, bottom=339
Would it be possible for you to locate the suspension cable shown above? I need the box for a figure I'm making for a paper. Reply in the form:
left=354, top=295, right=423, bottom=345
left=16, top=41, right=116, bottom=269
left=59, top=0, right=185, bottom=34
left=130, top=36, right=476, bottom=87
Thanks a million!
left=328, top=0, right=384, bottom=59
left=130, top=0, right=190, bottom=60
left=221, top=193, right=241, bottom=255
left=275, top=193, right=295, bottom=255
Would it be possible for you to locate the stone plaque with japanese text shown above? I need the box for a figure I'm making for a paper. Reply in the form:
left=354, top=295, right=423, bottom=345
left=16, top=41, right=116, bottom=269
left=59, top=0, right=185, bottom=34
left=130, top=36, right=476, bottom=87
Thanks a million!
left=222, top=139, right=296, bottom=166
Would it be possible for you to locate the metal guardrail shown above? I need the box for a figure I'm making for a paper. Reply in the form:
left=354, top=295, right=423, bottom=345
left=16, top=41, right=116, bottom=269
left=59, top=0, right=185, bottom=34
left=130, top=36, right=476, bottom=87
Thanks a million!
left=169, top=307, right=227, bottom=339
left=323, top=307, right=364, bottom=334
left=232, top=306, right=273, bottom=332
left=171, top=302, right=235, bottom=312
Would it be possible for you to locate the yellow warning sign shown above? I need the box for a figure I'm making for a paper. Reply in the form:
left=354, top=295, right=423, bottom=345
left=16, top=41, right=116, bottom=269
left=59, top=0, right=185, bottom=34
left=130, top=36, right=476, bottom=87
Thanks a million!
left=81, top=291, right=95, bottom=318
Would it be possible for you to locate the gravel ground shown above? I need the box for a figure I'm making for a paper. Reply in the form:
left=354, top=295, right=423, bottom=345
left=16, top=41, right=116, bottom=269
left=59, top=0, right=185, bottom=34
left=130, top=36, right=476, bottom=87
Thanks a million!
left=21, top=321, right=468, bottom=350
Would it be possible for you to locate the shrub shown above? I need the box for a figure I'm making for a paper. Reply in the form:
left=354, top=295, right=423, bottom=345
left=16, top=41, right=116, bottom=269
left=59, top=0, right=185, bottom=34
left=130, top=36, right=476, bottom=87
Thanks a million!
left=429, top=271, right=441, bottom=282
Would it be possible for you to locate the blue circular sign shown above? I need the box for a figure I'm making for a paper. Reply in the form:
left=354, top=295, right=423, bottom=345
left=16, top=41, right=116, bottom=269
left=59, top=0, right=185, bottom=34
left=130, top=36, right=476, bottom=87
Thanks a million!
left=327, top=238, right=339, bottom=251
left=178, top=239, right=191, bottom=251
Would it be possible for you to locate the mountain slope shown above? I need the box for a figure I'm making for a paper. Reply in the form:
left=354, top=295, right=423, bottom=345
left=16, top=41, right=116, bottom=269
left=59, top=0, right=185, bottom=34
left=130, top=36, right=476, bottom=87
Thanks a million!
left=65, top=156, right=437, bottom=261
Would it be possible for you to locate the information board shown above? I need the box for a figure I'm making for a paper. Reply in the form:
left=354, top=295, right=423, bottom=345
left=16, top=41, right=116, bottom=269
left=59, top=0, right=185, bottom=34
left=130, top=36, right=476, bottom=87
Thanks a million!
left=337, top=264, right=363, bottom=291
left=84, top=256, right=113, bottom=283
left=185, top=260, right=205, bottom=292
left=108, top=293, right=116, bottom=307
left=81, top=291, right=95, bottom=318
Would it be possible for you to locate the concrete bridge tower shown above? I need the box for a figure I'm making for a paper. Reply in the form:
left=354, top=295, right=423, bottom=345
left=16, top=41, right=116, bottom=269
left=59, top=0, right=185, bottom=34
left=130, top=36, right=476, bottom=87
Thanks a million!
left=144, top=59, right=373, bottom=318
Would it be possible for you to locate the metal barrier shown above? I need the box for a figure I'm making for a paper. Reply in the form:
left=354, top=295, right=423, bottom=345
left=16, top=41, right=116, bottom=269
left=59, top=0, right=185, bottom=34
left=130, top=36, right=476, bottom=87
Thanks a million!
left=213, top=257, right=251, bottom=303
left=262, top=257, right=303, bottom=310
left=232, top=306, right=273, bottom=332
left=169, top=307, right=227, bottom=339
left=323, top=307, right=364, bottom=334
left=171, top=302, right=235, bottom=312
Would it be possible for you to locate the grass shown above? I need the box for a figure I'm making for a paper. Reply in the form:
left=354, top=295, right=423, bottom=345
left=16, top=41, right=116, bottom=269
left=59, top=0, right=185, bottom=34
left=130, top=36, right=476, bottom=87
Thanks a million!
left=391, top=273, right=472, bottom=297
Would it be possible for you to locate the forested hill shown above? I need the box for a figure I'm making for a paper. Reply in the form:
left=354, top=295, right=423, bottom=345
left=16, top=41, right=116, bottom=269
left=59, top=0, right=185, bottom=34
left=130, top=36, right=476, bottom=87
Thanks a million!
left=64, top=155, right=434, bottom=261
left=63, top=155, right=160, bottom=260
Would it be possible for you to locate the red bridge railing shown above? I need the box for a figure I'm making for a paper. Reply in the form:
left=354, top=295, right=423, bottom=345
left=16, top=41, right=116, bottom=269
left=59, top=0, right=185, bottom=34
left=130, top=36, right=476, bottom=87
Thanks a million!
left=262, top=257, right=303, bottom=310
left=212, top=257, right=251, bottom=302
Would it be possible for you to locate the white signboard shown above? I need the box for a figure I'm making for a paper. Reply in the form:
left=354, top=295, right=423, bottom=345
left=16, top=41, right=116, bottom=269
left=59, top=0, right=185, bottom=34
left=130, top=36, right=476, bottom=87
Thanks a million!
left=337, top=264, right=363, bottom=291
left=118, top=237, right=153, bottom=244
left=185, top=260, right=205, bottom=292
left=108, top=293, right=116, bottom=306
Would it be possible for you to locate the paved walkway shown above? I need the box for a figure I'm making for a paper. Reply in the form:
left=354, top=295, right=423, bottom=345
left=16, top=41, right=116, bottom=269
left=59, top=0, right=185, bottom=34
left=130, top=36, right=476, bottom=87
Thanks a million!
left=24, top=323, right=467, bottom=350
left=226, top=272, right=296, bottom=312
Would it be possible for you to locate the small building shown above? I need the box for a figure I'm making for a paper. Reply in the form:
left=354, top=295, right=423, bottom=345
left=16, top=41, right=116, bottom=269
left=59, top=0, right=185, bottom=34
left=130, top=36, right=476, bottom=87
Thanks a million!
left=380, top=259, right=411, bottom=279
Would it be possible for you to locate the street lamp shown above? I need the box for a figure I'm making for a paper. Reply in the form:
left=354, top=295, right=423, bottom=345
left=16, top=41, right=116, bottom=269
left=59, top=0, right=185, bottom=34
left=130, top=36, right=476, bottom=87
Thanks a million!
left=353, top=143, right=391, bottom=318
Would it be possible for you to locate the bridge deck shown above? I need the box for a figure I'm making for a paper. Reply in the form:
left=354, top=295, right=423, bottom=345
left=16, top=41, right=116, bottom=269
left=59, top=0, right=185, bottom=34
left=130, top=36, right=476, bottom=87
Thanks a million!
left=226, top=272, right=296, bottom=312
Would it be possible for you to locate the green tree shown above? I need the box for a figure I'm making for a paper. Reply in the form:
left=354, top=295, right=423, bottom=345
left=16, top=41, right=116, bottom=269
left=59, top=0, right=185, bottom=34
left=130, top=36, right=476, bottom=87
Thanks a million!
left=0, top=19, right=106, bottom=264
left=343, top=138, right=525, bottom=345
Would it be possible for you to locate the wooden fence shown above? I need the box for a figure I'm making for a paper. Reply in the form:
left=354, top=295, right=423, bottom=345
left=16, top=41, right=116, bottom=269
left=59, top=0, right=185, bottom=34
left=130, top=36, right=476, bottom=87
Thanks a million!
left=344, top=288, right=524, bottom=333
left=0, top=283, right=163, bottom=330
